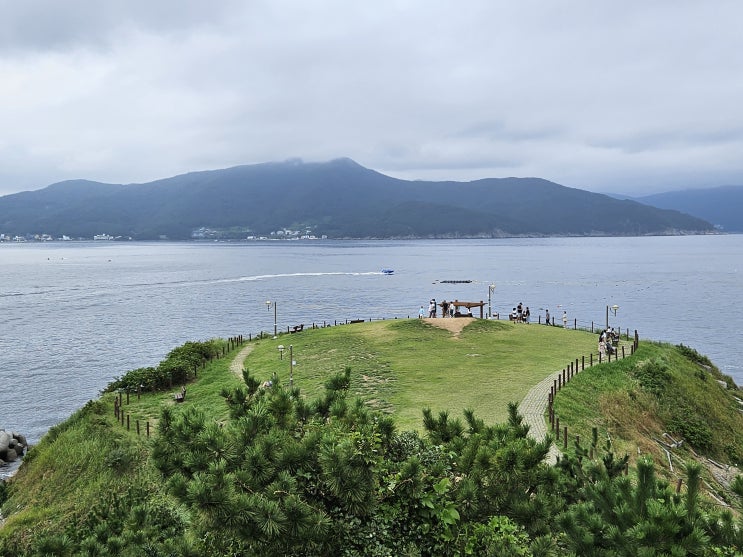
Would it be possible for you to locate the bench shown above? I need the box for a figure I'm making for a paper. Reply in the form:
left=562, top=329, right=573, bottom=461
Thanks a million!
left=290, top=324, right=304, bottom=333
left=174, top=386, right=186, bottom=403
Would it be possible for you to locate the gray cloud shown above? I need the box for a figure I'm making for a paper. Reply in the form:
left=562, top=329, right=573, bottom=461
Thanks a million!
left=1, top=1, right=743, bottom=197
left=0, top=1, right=241, bottom=52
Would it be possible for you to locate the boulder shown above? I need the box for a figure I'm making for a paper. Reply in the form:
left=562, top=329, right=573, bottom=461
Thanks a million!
left=0, top=430, right=27, bottom=461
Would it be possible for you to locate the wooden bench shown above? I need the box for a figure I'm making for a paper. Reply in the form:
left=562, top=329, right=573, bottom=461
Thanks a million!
left=174, top=386, right=186, bottom=403
left=290, top=324, right=304, bottom=333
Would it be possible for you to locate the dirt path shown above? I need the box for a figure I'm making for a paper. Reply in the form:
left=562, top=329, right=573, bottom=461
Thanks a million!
left=422, top=317, right=474, bottom=337
left=229, top=343, right=256, bottom=379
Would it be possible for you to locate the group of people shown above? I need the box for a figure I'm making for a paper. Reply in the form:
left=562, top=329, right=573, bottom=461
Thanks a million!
left=599, top=327, right=619, bottom=356
left=420, top=299, right=441, bottom=318
left=509, top=302, right=531, bottom=323
left=418, top=299, right=468, bottom=319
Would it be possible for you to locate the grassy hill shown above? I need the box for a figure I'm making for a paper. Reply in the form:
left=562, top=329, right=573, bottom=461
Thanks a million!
left=2, top=319, right=743, bottom=554
left=243, top=318, right=597, bottom=430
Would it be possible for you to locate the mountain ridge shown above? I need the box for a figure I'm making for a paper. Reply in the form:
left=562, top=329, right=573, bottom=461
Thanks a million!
left=0, top=158, right=715, bottom=239
left=630, top=185, right=743, bottom=232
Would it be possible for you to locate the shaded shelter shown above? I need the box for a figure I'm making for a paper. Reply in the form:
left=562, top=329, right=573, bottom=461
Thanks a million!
left=450, top=300, right=485, bottom=318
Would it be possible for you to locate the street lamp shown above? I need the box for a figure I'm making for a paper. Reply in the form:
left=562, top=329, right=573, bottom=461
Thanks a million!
left=266, top=300, right=277, bottom=338
left=488, top=283, right=496, bottom=318
left=277, top=344, right=285, bottom=360
left=289, top=344, right=295, bottom=389
left=606, top=304, right=619, bottom=328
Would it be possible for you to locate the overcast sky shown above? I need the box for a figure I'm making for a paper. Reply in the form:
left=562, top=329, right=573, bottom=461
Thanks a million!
left=1, top=1, right=742, bottom=197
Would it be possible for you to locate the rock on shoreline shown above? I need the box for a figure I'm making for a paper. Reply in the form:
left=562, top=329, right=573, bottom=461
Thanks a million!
left=0, top=429, right=27, bottom=465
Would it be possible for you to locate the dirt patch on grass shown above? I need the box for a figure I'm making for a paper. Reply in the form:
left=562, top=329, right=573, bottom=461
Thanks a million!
left=423, top=317, right=474, bottom=337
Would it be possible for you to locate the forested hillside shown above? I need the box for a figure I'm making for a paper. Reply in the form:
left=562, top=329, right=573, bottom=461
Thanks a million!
left=636, top=185, right=743, bottom=232
left=0, top=158, right=713, bottom=239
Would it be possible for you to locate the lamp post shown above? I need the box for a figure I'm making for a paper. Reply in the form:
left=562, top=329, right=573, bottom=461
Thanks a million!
left=289, top=344, right=295, bottom=389
left=277, top=344, right=285, bottom=360
left=606, top=304, right=619, bottom=328
left=266, top=300, right=277, bottom=338
left=488, top=283, right=496, bottom=318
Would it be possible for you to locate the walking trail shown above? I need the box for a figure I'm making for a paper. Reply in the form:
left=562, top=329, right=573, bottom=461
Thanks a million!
left=518, top=373, right=561, bottom=464
left=229, top=343, right=256, bottom=379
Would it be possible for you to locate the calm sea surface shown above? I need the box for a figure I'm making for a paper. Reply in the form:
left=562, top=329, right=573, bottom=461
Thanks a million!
left=1, top=236, right=741, bottom=464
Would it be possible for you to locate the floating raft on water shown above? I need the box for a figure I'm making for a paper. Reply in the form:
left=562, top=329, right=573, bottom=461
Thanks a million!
left=438, top=279, right=472, bottom=284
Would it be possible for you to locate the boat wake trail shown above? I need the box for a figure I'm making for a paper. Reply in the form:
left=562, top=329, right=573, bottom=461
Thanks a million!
left=0, top=272, right=382, bottom=301
left=214, top=271, right=381, bottom=284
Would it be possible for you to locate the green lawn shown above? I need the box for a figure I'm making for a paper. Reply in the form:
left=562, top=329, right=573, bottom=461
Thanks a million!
left=241, top=318, right=599, bottom=431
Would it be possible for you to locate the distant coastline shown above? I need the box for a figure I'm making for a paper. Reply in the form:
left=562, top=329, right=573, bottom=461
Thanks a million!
left=0, top=229, right=728, bottom=243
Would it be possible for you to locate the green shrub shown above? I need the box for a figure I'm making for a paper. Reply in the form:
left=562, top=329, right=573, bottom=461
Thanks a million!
left=668, top=409, right=713, bottom=452
left=630, top=359, right=671, bottom=397
left=676, top=343, right=713, bottom=367
left=388, top=430, right=424, bottom=462
left=104, top=446, right=135, bottom=472
left=105, top=340, right=223, bottom=393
